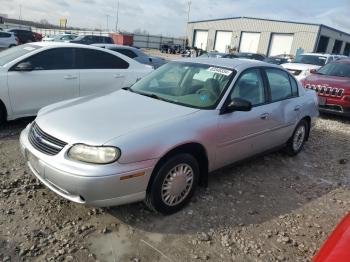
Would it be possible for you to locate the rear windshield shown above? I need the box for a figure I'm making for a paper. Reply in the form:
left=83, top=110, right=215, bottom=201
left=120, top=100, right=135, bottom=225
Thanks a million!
left=317, top=62, right=350, bottom=78
left=294, top=55, right=327, bottom=66
left=0, top=44, right=42, bottom=66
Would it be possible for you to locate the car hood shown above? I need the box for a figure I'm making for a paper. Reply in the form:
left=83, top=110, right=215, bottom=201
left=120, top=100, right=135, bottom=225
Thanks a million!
left=303, top=74, right=350, bottom=90
left=282, top=63, right=321, bottom=71
left=35, top=90, right=199, bottom=145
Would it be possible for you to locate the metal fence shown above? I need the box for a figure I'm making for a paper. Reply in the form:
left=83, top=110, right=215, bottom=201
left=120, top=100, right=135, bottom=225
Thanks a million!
left=132, top=34, right=185, bottom=49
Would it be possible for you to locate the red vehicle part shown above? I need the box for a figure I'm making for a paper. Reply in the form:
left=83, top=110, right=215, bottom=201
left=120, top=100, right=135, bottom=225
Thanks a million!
left=313, top=213, right=350, bottom=262
left=301, top=59, right=350, bottom=117
left=32, top=32, right=43, bottom=42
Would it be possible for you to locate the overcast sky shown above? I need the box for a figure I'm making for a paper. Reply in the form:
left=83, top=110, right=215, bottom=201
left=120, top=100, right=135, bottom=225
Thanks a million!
left=0, top=0, right=349, bottom=36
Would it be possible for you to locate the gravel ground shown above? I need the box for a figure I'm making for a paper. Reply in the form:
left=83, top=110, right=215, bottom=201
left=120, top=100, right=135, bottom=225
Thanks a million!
left=0, top=114, right=349, bottom=262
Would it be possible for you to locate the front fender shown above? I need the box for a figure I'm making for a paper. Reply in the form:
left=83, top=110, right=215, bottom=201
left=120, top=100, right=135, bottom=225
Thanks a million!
left=107, top=110, right=219, bottom=170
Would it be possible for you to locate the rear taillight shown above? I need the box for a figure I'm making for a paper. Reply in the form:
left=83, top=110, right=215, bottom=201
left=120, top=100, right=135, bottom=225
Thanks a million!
left=15, top=36, right=19, bottom=44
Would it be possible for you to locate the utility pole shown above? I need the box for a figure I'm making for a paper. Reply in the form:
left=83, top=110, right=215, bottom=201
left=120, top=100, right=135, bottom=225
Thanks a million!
left=106, top=14, right=110, bottom=31
left=184, top=1, right=192, bottom=46
left=19, top=4, right=22, bottom=20
left=116, top=0, right=120, bottom=33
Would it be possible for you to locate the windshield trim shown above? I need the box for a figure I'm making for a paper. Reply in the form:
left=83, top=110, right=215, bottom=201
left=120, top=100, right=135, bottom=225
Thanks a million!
left=130, top=62, right=237, bottom=110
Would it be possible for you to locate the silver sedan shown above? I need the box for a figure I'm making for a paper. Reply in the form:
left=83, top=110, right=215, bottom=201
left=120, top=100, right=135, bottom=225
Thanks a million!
left=20, top=58, right=319, bottom=214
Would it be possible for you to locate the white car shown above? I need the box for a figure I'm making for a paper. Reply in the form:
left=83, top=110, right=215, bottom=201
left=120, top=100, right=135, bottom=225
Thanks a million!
left=0, top=42, right=153, bottom=124
left=43, top=34, right=78, bottom=42
left=0, top=31, right=17, bottom=49
left=282, top=53, right=347, bottom=81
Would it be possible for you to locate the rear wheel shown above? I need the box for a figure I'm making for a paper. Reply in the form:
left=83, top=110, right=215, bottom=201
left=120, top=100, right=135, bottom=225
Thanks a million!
left=145, top=154, right=199, bottom=215
left=285, top=120, right=308, bottom=156
left=0, top=106, right=6, bottom=127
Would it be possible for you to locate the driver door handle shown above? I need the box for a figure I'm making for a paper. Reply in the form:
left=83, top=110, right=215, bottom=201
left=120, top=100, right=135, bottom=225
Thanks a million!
left=260, top=113, right=270, bottom=120
left=64, top=75, right=78, bottom=80
left=114, top=74, right=124, bottom=78
left=294, top=105, right=301, bottom=111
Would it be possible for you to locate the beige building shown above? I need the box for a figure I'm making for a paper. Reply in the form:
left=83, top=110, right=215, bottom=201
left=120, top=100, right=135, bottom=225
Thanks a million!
left=187, top=16, right=350, bottom=56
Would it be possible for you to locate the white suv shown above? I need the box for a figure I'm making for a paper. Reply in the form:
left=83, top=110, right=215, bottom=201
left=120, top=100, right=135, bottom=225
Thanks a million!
left=0, top=31, right=17, bottom=49
left=282, top=53, right=347, bottom=81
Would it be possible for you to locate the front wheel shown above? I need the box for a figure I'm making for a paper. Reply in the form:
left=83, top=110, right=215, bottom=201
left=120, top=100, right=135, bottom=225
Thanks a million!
left=145, top=154, right=199, bottom=215
left=285, top=120, right=308, bottom=156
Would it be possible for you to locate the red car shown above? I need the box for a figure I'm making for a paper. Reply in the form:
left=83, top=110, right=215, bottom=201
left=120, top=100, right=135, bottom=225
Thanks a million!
left=301, top=59, right=350, bottom=117
left=314, top=213, right=350, bottom=262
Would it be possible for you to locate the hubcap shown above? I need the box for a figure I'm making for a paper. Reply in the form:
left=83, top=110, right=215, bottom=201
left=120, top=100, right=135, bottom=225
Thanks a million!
left=292, top=125, right=306, bottom=151
left=161, top=164, right=194, bottom=206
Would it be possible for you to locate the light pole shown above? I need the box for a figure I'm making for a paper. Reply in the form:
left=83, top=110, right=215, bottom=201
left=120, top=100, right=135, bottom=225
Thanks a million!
left=19, top=4, right=22, bottom=20
left=187, top=1, right=191, bottom=24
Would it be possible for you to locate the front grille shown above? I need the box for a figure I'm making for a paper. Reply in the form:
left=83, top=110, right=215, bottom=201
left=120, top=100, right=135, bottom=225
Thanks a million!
left=305, top=84, right=344, bottom=98
left=319, top=105, right=343, bottom=112
left=29, top=123, right=67, bottom=156
left=288, top=69, right=302, bottom=76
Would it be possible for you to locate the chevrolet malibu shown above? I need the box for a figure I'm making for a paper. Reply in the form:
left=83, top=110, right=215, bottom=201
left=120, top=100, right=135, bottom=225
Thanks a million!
left=20, top=58, right=319, bottom=214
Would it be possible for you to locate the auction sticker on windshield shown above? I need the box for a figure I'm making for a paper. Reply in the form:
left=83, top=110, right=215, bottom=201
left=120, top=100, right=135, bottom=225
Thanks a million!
left=207, top=67, right=233, bottom=76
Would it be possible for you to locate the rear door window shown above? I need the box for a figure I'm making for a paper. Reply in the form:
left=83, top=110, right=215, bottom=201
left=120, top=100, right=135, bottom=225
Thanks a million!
left=265, top=68, right=293, bottom=102
left=76, top=48, right=129, bottom=69
left=15, top=48, right=75, bottom=70
left=0, top=32, right=11, bottom=38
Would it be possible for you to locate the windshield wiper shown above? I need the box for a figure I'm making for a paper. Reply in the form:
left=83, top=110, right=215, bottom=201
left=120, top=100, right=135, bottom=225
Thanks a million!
left=139, top=92, right=163, bottom=100
left=122, top=87, right=134, bottom=92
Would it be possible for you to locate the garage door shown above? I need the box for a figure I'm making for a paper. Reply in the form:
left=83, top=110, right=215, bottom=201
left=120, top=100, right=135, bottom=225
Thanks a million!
left=269, top=34, right=294, bottom=56
left=214, top=31, right=232, bottom=53
left=239, top=32, right=260, bottom=53
left=193, top=30, right=208, bottom=50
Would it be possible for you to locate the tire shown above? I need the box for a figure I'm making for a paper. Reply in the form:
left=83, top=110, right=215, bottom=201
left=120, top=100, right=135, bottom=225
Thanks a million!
left=145, top=154, right=199, bottom=215
left=285, top=120, right=309, bottom=156
left=0, top=106, right=6, bottom=127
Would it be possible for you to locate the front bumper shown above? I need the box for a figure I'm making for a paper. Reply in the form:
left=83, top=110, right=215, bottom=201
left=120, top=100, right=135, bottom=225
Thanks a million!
left=19, top=124, right=158, bottom=207
left=318, top=97, right=350, bottom=117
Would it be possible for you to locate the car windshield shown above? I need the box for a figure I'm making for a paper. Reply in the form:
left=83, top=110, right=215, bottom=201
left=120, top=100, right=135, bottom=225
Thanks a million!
left=294, top=55, right=327, bottom=66
left=317, top=62, right=350, bottom=78
left=130, top=62, right=235, bottom=109
left=0, top=44, right=42, bottom=66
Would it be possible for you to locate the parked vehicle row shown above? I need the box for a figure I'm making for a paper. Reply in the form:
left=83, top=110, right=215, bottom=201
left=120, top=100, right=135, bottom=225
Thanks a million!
left=17, top=56, right=318, bottom=214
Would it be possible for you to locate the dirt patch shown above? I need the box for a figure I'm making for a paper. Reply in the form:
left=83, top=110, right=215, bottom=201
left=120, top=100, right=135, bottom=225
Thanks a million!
left=0, top=114, right=349, bottom=261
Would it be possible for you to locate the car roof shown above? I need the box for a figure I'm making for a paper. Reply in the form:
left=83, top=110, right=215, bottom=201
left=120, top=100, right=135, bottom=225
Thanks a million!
left=25, top=42, right=115, bottom=51
left=93, top=44, right=135, bottom=49
left=301, top=53, right=333, bottom=57
left=178, top=57, right=280, bottom=70
left=332, top=58, right=350, bottom=64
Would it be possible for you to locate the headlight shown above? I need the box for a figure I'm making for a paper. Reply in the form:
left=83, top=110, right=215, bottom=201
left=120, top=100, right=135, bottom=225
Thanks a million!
left=68, top=144, right=121, bottom=164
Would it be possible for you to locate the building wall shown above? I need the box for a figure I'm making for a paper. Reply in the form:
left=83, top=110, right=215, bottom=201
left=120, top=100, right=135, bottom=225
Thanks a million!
left=318, top=26, right=350, bottom=54
left=187, top=17, right=321, bottom=55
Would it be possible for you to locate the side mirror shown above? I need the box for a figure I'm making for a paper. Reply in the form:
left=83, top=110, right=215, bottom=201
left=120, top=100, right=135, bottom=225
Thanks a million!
left=149, top=57, right=153, bottom=63
left=310, top=69, right=317, bottom=74
left=13, top=62, right=33, bottom=71
left=220, top=98, right=252, bottom=114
